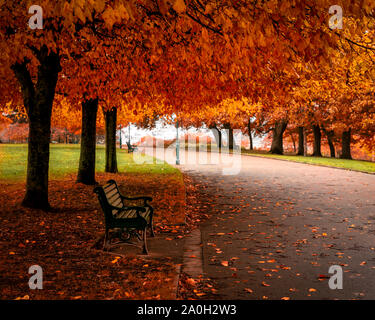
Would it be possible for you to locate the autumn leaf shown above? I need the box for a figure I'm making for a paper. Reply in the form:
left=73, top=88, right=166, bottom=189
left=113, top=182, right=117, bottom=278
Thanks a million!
left=173, top=0, right=186, bottom=14
left=186, top=278, right=196, bottom=286
left=111, top=257, right=121, bottom=264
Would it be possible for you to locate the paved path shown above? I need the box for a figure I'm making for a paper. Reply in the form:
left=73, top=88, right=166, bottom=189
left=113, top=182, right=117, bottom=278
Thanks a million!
left=164, top=150, right=375, bottom=299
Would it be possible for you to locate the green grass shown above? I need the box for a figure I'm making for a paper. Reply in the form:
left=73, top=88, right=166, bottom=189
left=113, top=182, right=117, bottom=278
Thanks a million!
left=241, top=149, right=375, bottom=174
left=0, top=144, right=180, bottom=182
left=1, top=144, right=373, bottom=182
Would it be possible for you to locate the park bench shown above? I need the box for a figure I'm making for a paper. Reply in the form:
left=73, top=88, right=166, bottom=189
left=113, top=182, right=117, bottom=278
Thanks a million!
left=94, top=179, right=154, bottom=254
left=126, top=141, right=138, bottom=153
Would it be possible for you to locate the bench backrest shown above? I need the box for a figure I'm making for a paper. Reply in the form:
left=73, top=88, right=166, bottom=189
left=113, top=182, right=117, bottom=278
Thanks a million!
left=94, top=180, right=124, bottom=225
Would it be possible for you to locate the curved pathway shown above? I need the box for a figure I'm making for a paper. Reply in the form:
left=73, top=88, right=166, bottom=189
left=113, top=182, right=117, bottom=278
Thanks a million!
left=164, top=150, right=375, bottom=299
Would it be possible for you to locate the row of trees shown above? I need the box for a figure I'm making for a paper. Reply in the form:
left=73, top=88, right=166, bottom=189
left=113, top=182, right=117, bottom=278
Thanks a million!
left=0, top=1, right=374, bottom=210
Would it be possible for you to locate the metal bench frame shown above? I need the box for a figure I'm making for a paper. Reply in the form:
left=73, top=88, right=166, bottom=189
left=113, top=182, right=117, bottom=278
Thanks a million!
left=94, top=179, right=155, bottom=254
left=126, top=141, right=138, bottom=153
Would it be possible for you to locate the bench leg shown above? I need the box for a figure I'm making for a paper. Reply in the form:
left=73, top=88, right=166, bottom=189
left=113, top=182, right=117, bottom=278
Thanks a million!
left=150, top=224, right=155, bottom=237
left=142, top=229, right=148, bottom=255
left=103, top=229, right=109, bottom=251
left=148, top=208, right=155, bottom=237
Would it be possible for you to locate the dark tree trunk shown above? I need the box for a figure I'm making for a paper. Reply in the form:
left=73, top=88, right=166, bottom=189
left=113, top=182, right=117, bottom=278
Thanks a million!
left=312, top=125, right=322, bottom=157
left=65, top=128, right=69, bottom=144
left=77, top=98, right=98, bottom=185
left=228, top=127, right=235, bottom=150
left=323, top=128, right=336, bottom=158
left=297, top=126, right=304, bottom=155
left=303, top=128, right=308, bottom=156
left=328, top=138, right=335, bottom=158
left=340, top=128, right=352, bottom=159
left=210, top=124, right=222, bottom=149
left=119, top=125, right=122, bottom=149
left=223, top=123, right=236, bottom=150
left=247, top=119, right=253, bottom=150
left=270, top=120, right=287, bottom=154
left=104, top=107, right=118, bottom=173
left=11, top=46, right=61, bottom=210
left=290, top=133, right=296, bottom=153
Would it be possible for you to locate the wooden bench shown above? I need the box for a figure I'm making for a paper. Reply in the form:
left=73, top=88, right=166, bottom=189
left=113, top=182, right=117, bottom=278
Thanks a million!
left=94, top=179, right=154, bottom=254
left=126, top=141, right=138, bottom=153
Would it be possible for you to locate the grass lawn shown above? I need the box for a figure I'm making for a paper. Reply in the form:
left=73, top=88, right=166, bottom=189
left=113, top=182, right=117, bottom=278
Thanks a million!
left=0, top=144, right=180, bottom=181
left=241, top=149, right=375, bottom=174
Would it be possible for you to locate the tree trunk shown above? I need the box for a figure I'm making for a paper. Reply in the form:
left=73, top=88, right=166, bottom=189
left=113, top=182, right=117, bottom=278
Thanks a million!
left=323, top=128, right=336, bottom=158
left=228, top=127, right=235, bottom=150
left=270, top=120, right=287, bottom=154
left=11, top=47, right=61, bottom=210
left=290, top=132, right=296, bottom=153
left=223, top=123, right=236, bottom=150
left=297, top=126, right=304, bottom=155
left=328, top=137, right=335, bottom=158
left=119, top=125, right=122, bottom=149
left=340, top=128, right=352, bottom=159
left=210, top=124, right=222, bottom=149
left=303, top=128, right=308, bottom=156
left=247, top=118, right=253, bottom=150
left=77, top=98, right=98, bottom=185
left=312, top=125, right=322, bottom=157
left=104, top=107, right=118, bottom=173
left=65, top=128, right=69, bottom=144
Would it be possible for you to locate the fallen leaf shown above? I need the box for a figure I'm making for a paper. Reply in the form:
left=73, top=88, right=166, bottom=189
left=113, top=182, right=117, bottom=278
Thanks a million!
left=186, top=278, right=196, bottom=286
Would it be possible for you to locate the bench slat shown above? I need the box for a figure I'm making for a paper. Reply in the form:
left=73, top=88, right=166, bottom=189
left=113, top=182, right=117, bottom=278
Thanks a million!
left=105, top=187, right=119, bottom=198
left=104, top=183, right=116, bottom=192
left=107, top=190, right=120, bottom=201
left=110, top=197, right=122, bottom=208
left=116, top=209, right=137, bottom=219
